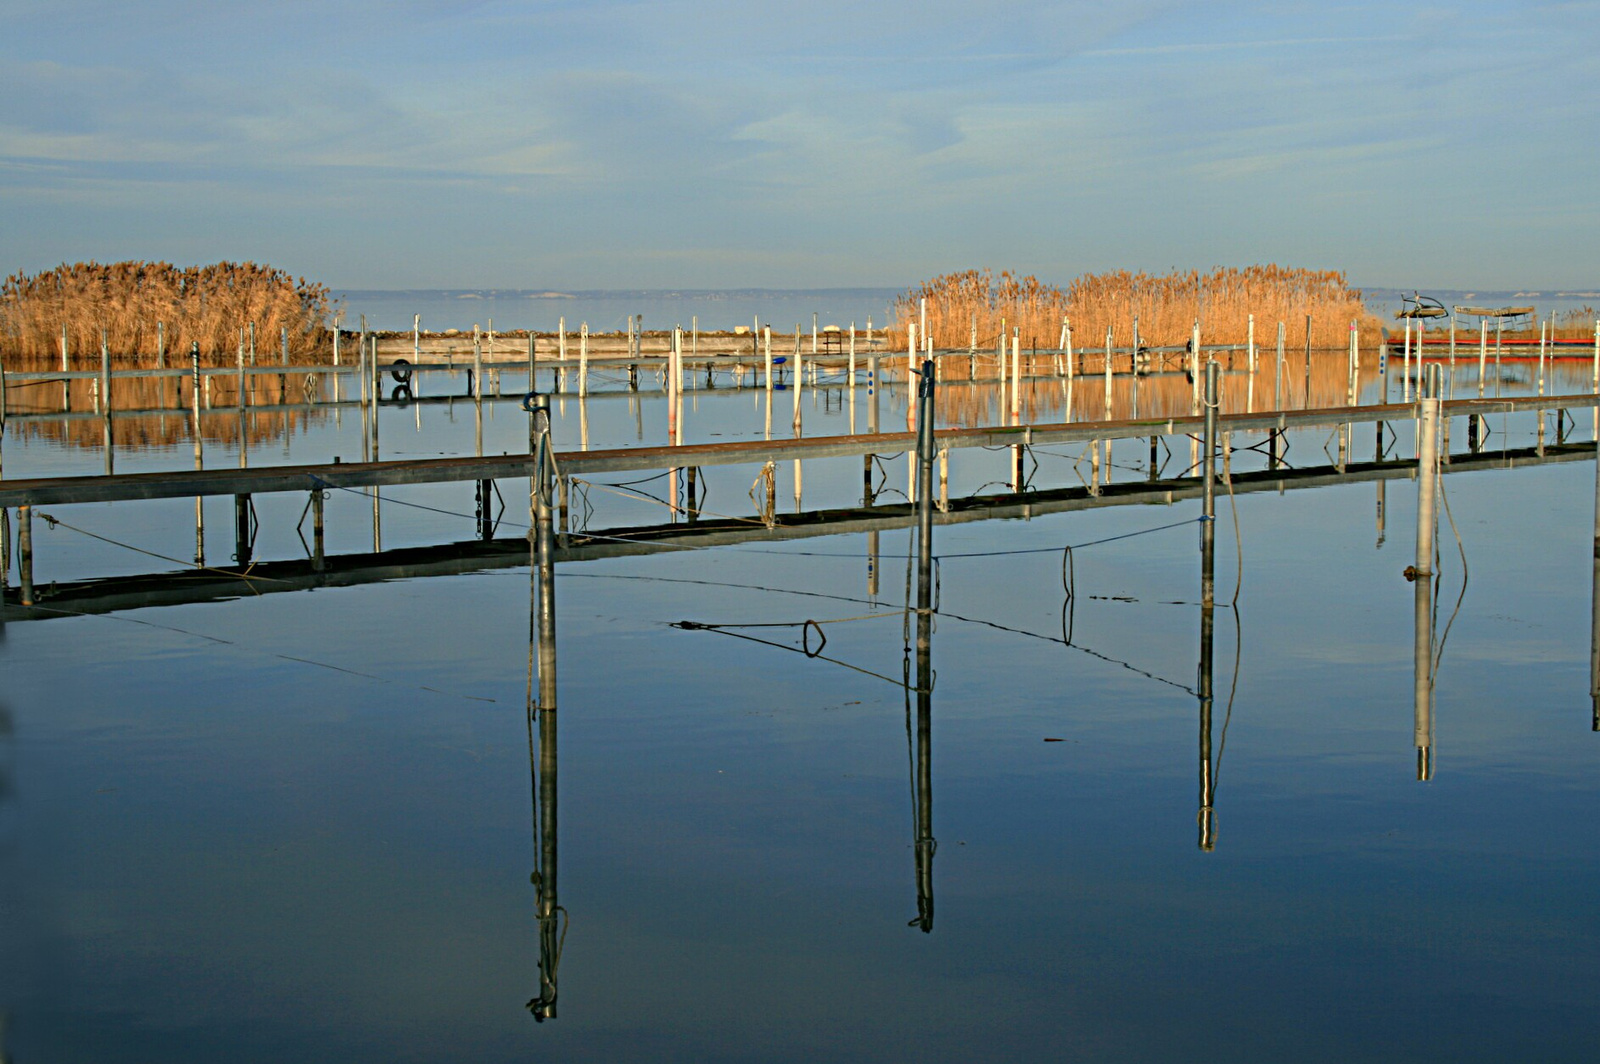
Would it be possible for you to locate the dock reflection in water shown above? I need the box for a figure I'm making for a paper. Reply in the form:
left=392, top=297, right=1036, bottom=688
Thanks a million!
left=5, top=362, right=1600, bottom=1060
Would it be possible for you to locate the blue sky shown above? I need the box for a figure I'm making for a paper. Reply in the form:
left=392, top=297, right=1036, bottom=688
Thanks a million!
left=2, top=1, right=1596, bottom=290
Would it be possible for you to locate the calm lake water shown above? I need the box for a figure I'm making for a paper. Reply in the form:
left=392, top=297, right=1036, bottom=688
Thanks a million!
left=2, top=350, right=1599, bottom=1061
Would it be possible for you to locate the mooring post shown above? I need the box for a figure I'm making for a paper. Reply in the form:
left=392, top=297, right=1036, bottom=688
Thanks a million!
left=1415, top=372, right=1440, bottom=577
left=525, top=387, right=559, bottom=1022
left=1103, top=325, right=1114, bottom=420
left=370, top=335, right=381, bottom=461
left=473, top=331, right=484, bottom=401
left=1190, top=321, right=1202, bottom=413
left=1203, top=360, right=1219, bottom=532
left=59, top=324, right=71, bottom=411
left=794, top=325, right=805, bottom=434
left=18, top=504, right=33, bottom=606
left=1403, top=319, right=1412, bottom=403
left=189, top=342, right=203, bottom=468
left=233, top=494, right=252, bottom=565
left=1010, top=330, right=1021, bottom=424
left=99, top=330, right=110, bottom=415
left=579, top=322, right=589, bottom=397
left=763, top=326, right=773, bottom=390
left=1539, top=319, right=1548, bottom=397
left=1302, top=315, right=1313, bottom=408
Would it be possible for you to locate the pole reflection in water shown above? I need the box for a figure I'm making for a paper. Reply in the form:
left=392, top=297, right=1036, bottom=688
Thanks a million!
left=1414, top=572, right=1435, bottom=781
left=909, top=358, right=936, bottom=931
left=1197, top=502, right=1217, bottom=852
left=1199, top=362, right=1218, bottom=851
left=1593, top=430, right=1600, bottom=731
left=527, top=394, right=564, bottom=1020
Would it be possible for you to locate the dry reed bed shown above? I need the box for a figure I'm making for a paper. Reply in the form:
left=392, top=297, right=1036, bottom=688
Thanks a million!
left=0, top=261, right=337, bottom=366
left=889, top=267, right=1384, bottom=351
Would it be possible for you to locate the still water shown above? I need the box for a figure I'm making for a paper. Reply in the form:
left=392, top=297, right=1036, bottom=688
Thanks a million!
left=2, top=354, right=1599, bottom=1061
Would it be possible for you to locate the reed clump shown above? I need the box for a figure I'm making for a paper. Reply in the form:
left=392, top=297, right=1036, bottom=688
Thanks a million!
left=0, top=261, right=337, bottom=365
left=890, top=266, right=1382, bottom=350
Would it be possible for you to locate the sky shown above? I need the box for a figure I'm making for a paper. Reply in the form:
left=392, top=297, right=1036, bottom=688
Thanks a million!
left=2, top=0, right=1597, bottom=291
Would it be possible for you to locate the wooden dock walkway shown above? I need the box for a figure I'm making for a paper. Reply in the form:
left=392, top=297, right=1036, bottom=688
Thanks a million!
left=0, top=392, right=1592, bottom=508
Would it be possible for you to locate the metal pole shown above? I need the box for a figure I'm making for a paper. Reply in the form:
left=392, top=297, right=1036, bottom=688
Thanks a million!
left=1202, top=360, right=1219, bottom=528
left=100, top=330, right=110, bottom=414
left=1103, top=325, right=1113, bottom=420
left=1415, top=378, right=1440, bottom=577
left=1303, top=314, right=1312, bottom=408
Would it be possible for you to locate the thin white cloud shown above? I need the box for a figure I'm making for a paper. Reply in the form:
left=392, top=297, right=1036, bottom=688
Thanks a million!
left=1084, top=35, right=1405, bottom=58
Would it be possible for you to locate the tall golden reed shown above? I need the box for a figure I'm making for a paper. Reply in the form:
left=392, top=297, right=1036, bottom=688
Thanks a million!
left=889, top=266, right=1383, bottom=349
left=0, top=261, right=337, bottom=366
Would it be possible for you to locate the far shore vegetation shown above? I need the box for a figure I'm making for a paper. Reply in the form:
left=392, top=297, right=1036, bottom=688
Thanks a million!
left=889, top=266, right=1387, bottom=350
left=0, top=261, right=338, bottom=365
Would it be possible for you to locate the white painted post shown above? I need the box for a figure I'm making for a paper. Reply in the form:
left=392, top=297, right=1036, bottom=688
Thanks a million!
left=1275, top=320, right=1285, bottom=410
left=849, top=323, right=858, bottom=434
left=1539, top=319, right=1547, bottom=396
left=579, top=322, right=589, bottom=396
left=1478, top=319, right=1488, bottom=398
left=1011, top=331, right=1021, bottom=424
left=1103, top=325, right=1113, bottom=419
left=1403, top=320, right=1412, bottom=403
